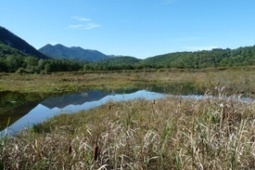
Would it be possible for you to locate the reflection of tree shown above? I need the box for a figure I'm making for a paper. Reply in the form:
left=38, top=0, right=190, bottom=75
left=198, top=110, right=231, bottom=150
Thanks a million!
left=0, top=102, right=39, bottom=131
left=0, top=92, right=47, bottom=131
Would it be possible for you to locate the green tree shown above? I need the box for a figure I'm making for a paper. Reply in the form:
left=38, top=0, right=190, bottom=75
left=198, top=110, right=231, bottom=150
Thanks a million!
left=44, top=63, right=51, bottom=74
left=0, top=58, right=8, bottom=72
left=6, top=55, right=23, bottom=72
left=24, top=56, right=39, bottom=72
left=38, top=59, right=46, bottom=71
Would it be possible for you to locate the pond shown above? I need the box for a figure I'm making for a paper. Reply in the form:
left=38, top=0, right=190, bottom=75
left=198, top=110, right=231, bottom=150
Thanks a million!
left=1, top=88, right=253, bottom=136
left=0, top=89, right=167, bottom=136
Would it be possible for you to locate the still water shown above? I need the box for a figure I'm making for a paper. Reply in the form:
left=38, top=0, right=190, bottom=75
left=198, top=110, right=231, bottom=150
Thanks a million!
left=0, top=90, right=166, bottom=136
left=1, top=89, right=253, bottom=136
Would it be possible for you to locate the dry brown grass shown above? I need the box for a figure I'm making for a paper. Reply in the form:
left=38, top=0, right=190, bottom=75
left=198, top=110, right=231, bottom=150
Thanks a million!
left=2, top=68, right=255, bottom=169
left=1, top=92, right=255, bottom=169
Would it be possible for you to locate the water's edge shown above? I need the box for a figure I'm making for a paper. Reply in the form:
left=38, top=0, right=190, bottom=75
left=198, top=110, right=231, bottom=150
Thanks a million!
left=0, top=90, right=166, bottom=136
left=1, top=90, right=254, bottom=137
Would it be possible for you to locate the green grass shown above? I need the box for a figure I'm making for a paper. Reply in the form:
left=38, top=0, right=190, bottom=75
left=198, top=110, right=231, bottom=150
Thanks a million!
left=2, top=69, right=255, bottom=169
left=1, top=92, right=255, bottom=169
left=1, top=68, right=255, bottom=95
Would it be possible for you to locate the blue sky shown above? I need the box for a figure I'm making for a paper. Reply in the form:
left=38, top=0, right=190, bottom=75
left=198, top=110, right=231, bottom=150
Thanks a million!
left=1, top=0, right=255, bottom=59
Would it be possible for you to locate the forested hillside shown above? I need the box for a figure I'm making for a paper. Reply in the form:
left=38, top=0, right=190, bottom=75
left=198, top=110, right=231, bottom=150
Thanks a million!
left=1, top=25, right=255, bottom=73
left=0, top=26, right=47, bottom=59
left=82, top=46, right=255, bottom=71
left=83, top=56, right=141, bottom=71
left=0, top=26, right=83, bottom=73
left=0, top=42, right=83, bottom=73
left=2, top=45, right=255, bottom=73
left=139, top=46, right=255, bottom=69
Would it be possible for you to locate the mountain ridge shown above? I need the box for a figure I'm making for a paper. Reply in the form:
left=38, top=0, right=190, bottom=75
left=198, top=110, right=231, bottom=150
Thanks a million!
left=39, top=44, right=111, bottom=62
left=1, top=25, right=255, bottom=72
left=0, top=26, right=48, bottom=59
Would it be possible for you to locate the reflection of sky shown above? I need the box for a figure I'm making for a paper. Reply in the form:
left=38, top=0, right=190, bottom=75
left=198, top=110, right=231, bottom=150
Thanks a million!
left=2, top=90, right=253, bottom=136
left=1, top=90, right=166, bottom=136
left=41, top=90, right=111, bottom=109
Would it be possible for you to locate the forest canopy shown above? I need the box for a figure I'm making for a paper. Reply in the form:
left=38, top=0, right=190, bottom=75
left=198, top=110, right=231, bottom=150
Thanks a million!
left=1, top=42, right=255, bottom=73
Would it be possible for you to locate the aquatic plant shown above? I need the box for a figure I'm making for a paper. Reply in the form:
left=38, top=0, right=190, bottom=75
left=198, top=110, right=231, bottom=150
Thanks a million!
left=1, top=91, right=255, bottom=169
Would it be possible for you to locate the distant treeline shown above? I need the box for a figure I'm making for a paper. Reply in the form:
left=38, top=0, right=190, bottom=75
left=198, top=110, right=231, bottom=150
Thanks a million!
left=84, top=45, right=255, bottom=70
left=1, top=42, right=255, bottom=73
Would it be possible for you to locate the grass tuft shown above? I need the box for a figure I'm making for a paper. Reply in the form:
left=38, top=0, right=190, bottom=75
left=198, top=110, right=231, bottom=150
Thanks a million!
left=1, top=95, right=255, bottom=169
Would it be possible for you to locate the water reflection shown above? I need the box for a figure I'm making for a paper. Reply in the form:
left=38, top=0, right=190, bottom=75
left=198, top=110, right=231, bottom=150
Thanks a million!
left=2, top=89, right=253, bottom=136
left=1, top=90, right=166, bottom=136
left=0, top=92, right=48, bottom=131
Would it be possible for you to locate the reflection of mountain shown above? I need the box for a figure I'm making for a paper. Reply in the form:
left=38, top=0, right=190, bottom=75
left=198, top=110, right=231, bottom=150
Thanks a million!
left=0, top=102, right=38, bottom=131
left=1, top=90, right=166, bottom=136
left=0, top=91, right=48, bottom=131
left=41, top=90, right=111, bottom=109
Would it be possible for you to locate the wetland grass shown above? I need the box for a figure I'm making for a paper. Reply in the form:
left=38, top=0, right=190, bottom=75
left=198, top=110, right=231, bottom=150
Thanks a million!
left=1, top=92, right=255, bottom=169
left=2, top=69, right=255, bottom=169
left=1, top=68, right=255, bottom=94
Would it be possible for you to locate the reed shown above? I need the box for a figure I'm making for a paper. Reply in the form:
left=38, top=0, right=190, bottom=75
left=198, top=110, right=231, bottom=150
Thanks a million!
left=1, top=68, right=255, bottom=95
left=1, top=89, right=255, bottom=169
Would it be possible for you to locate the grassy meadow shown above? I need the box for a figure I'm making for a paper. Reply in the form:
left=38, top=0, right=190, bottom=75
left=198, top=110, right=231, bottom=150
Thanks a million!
left=1, top=68, right=255, bottom=169
left=1, top=67, right=255, bottom=95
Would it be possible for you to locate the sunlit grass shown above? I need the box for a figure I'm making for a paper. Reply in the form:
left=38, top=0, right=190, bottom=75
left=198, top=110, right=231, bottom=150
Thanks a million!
left=1, top=68, right=255, bottom=95
left=1, top=92, right=255, bottom=169
left=2, top=68, right=255, bottom=168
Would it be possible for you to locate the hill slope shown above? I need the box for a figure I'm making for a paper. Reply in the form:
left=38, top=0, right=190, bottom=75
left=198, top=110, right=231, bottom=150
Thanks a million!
left=139, top=46, right=255, bottom=68
left=0, top=26, right=48, bottom=59
left=87, top=56, right=141, bottom=70
left=39, top=44, right=110, bottom=62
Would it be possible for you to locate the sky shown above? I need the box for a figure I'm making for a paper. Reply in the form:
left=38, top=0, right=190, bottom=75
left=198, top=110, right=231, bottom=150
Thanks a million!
left=1, top=0, right=255, bottom=59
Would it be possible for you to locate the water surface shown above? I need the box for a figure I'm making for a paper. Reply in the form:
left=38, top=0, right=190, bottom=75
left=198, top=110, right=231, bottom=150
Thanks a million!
left=1, top=90, right=166, bottom=136
left=1, top=89, right=253, bottom=136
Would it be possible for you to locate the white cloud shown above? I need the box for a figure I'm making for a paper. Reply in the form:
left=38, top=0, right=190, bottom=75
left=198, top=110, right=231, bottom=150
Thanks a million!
left=69, top=24, right=84, bottom=29
left=69, top=16, right=101, bottom=30
left=72, top=16, right=91, bottom=22
left=83, top=23, right=101, bottom=30
left=69, top=23, right=101, bottom=30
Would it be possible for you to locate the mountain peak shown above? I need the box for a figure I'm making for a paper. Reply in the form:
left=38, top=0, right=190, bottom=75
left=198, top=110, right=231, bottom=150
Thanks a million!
left=39, top=44, right=110, bottom=62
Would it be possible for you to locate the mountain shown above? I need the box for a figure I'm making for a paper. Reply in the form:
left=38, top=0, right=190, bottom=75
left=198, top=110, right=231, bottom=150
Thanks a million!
left=39, top=44, right=110, bottom=62
left=0, top=26, right=48, bottom=59
left=0, top=41, right=25, bottom=57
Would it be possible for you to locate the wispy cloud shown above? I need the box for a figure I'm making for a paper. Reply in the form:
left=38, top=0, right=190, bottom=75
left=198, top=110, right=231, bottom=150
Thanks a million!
left=69, top=23, right=101, bottom=30
left=69, top=16, right=101, bottom=30
left=84, top=23, right=101, bottom=29
left=72, top=16, right=91, bottom=22
left=69, top=24, right=84, bottom=29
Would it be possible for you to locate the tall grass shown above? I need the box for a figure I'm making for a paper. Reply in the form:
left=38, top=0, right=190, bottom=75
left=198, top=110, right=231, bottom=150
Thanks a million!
left=2, top=69, right=255, bottom=95
left=1, top=91, right=255, bottom=169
